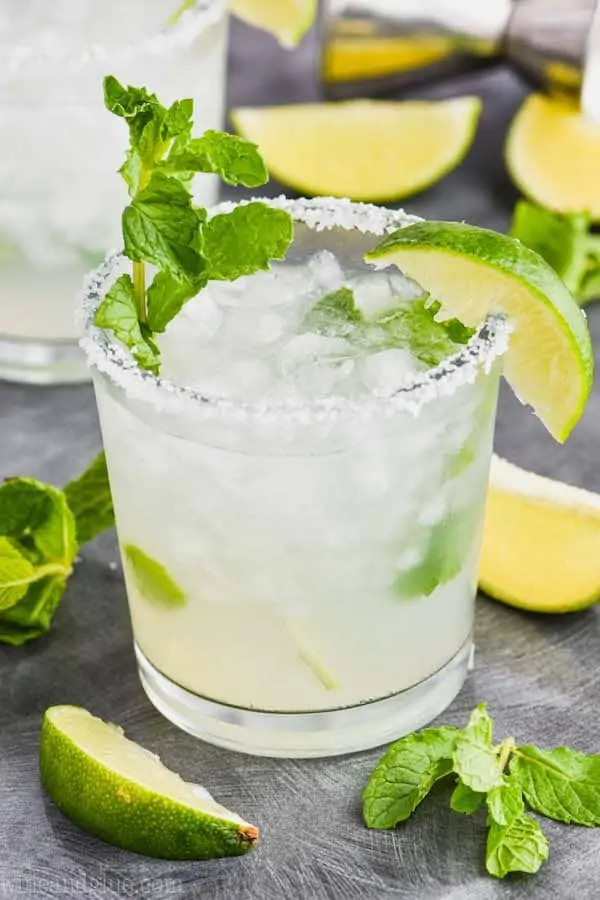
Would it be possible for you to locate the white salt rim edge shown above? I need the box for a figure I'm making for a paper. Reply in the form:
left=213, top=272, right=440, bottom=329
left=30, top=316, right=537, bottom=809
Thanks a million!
left=78, top=195, right=512, bottom=424
left=0, top=0, right=225, bottom=79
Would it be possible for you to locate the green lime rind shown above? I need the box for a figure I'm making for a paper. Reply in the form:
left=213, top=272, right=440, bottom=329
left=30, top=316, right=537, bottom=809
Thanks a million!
left=40, top=706, right=258, bottom=860
left=366, top=221, right=594, bottom=442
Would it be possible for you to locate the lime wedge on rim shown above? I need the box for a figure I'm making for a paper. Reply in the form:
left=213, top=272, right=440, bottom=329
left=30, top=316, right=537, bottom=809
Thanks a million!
left=366, top=222, right=593, bottom=442
left=480, top=455, right=600, bottom=613
left=40, top=706, right=258, bottom=860
left=231, top=98, right=481, bottom=202
left=229, top=0, right=317, bottom=46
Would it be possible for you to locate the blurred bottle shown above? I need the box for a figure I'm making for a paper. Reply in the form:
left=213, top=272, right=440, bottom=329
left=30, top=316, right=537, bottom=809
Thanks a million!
left=322, top=0, right=599, bottom=102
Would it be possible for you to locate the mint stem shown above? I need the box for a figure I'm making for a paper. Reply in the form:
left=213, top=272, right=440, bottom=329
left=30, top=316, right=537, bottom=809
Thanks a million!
left=498, top=736, right=516, bottom=773
left=133, top=262, right=147, bottom=323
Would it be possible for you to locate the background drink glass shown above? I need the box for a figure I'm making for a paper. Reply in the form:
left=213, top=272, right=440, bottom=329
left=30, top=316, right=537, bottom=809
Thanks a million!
left=80, top=198, right=508, bottom=758
left=0, top=0, right=227, bottom=385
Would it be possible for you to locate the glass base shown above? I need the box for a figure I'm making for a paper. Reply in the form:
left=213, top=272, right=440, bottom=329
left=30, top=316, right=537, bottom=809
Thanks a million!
left=136, top=638, right=474, bottom=758
left=0, top=335, right=89, bottom=385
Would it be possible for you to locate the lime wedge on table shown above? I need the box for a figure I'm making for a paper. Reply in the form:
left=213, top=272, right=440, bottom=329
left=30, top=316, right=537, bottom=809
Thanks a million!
left=40, top=706, right=258, bottom=860
left=230, top=0, right=317, bottom=46
left=366, top=222, right=593, bottom=442
left=231, top=98, right=481, bottom=202
left=480, top=455, right=600, bottom=612
left=506, top=93, right=600, bottom=221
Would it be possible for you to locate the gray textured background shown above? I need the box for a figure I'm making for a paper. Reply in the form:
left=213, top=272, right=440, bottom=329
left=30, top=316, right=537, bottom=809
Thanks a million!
left=1, top=19, right=600, bottom=900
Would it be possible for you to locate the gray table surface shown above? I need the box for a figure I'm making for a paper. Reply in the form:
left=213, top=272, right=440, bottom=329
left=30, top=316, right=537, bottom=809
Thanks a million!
left=1, top=22, right=600, bottom=900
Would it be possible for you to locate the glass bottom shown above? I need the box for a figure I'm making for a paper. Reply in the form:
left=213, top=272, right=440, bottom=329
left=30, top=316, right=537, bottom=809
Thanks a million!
left=136, top=637, right=474, bottom=758
left=0, top=335, right=89, bottom=385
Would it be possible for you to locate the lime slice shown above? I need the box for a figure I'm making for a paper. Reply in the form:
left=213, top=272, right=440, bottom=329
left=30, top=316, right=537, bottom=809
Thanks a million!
left=40, top=706, right=258, bottom=859
left=506, top=93, right=600, bottom=221
left=229, top=0, right=317, bottom=47
left=480, top=455, right=600, bottom=612
left=231, top=98, right=481, bottom=202
left=366, top=221, right=593, bottom=442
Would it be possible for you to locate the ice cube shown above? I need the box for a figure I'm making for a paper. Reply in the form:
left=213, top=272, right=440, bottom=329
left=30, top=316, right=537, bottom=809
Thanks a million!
left=258, top=313, right=286, bottom=344
left=279, top=333, right=357, bottom=397
left=307, top=250, right=345, bottom=293
left=180, top=294, right=223, bottom=340
left=361, top=348, right=422, bottom=392
left=352, top=272, right=426, bottom=318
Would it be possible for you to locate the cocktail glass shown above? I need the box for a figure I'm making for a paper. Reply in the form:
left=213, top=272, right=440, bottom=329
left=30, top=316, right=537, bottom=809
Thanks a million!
left=80, top=197, right=509, bottom=758
left=0, top=0, right=227, bottom=384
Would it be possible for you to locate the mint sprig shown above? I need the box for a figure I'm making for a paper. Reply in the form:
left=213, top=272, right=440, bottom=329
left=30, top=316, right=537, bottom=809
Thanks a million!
left=363, top=703, right=600, bottom=879
left=510, top=200, right=600, bottom=305
left=95, top=77, right=293, bottom=372
left=0, top=453, right=114, bottom=645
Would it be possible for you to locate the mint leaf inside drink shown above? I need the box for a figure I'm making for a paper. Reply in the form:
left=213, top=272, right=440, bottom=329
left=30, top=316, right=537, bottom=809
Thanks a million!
left=124, top=545, right=187, bottom=608
left=363, top=727, right=459, bottom=829
left=95, top=76, right=294, bottom=373
left=510, top=745, right=600, bottom=826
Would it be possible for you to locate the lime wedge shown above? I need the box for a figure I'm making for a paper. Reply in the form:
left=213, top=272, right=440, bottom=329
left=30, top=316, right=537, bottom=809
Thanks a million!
left=231, top=98, right=481, bottom=202
left=40, top=706, right=258, bottom=859
left=506, top=93, right=600, bottom=221
left=230, top=0, right=317, bottom=46
left=480, top=455, right=600, bottom=612
left=366, top=221, right=593, bottom=442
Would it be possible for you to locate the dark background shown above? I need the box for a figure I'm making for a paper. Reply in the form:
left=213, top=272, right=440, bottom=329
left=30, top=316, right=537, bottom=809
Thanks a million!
left=1, top=19, right=599, bottom=900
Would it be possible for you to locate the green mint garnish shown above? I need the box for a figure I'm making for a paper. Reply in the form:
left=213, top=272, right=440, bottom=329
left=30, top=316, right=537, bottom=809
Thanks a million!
left=124, top=545, right=187, bottom=608
left=63, top=451, right=115, bottom=545
left=510, top=745, right=600, bottom=826
left=362, top=727, right=459, bottom=828
left=0, top=454, right=115, bottom=645
left=304, top=287, right=474, bottom=365
left=95, top=77, right=293, bottom=373
left=510, top=199, right=600, bottom=305
left=363, top=704, right=600, bottom=879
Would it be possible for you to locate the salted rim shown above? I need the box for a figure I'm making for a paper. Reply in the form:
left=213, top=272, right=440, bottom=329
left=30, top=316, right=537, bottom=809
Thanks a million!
left=78, top=196, right=511, bottom=423
left=0, top=0, right=225, bottom=80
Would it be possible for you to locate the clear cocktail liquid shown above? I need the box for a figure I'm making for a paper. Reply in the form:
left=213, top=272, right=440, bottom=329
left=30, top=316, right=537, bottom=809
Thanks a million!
left=83, top=199, right=508, bottom=756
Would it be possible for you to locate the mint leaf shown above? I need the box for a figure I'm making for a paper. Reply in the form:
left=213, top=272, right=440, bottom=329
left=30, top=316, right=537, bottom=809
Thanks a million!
left=453, top=704, right=504, bottom=793
left=0, top=539, right=36, bottom=611
left=363, top=727, right=459, bottom=828
left=94, top=275, right=161, bottom=373
left=511, top=745, right=600, bottom=826
left=510, top=200, right=589, bottom=296
left=486, top=813, right=549, bottom=878
left=64, top=452, right=115, bottom=545
left=163, top=99, right=193, bottom=141
left=203, top=203, right=293, bottom=282
left=450, top=781, right=486, bottom=814
left=377, top=298, right=475, bottom=367
left=30, top=486, right=76, bottom=565
left=104, top=77, right=164, bottom=141
left=164, top=131, right=269, bottom=188
left=581, top=266, right=600, bottom=303
left=486, top=781, right=525, bottom=827
left=394, top=504, right=481, bottom=599
left=146, top=271, right=199, bottom=334
left=0, top=576, right=67, bottom=646
left=305, top=287, right=363, bottom=336
left=0, top=478, right=53, bottom=537
left=122, top=173, right=206, bottom=280
left=166, top=0, right=195, bottom=26
left=124, top=545, right=187, bottom=608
